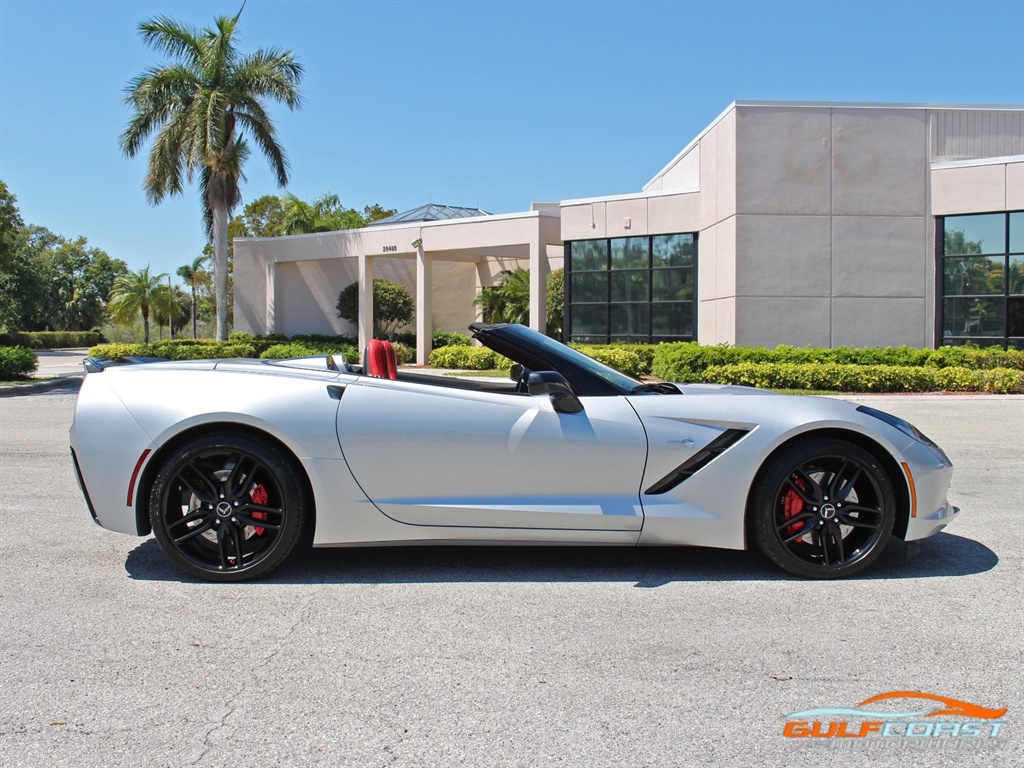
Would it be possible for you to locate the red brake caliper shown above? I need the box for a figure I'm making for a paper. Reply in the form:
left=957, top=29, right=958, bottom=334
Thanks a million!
left=251, top=484, right=269, bottom=536
left=782, top=476, right=806, bottom=537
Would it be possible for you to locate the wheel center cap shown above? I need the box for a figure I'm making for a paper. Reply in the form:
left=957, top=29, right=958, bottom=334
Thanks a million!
left=216, top=501, right=233, bottom=518
left=819, top=503, right=837, bottom=520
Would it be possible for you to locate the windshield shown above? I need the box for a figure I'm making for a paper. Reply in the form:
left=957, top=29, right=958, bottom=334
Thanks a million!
left=479, top=324, right=643, bottom=395
left=531, top=333, right=643, bottom=392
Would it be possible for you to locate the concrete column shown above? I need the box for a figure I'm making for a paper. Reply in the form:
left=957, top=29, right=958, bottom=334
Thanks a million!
left=529, top=238, right=548, bottom=333
left=358, top=253, right=374, bottom=357
left=415, top=245, right=432, bottom=365
left=265, top=259, right=276, bottom=334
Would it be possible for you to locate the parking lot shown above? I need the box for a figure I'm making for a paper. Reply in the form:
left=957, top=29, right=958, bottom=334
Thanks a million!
left=0, top=388, right=1021, bottom=768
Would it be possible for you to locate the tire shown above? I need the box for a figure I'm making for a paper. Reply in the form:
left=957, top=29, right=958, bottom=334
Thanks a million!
left=749, top=438, right=896, bottom=579
left=149, top=433, right=307, bottom=582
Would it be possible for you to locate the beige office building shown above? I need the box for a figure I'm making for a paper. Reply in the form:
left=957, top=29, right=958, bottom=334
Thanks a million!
left=234, top=101, right=1024, bottom=358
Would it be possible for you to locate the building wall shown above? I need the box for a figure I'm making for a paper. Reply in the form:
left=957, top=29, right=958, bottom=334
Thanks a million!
left=632, top=102, right=1023, bottom=349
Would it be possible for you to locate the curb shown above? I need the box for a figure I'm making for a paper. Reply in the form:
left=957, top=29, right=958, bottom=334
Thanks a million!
left=0, top=376, right=84, bottom=398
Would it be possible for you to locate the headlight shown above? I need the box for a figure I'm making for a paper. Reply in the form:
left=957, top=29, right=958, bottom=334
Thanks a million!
left=856, top=405, right=937, bottom=447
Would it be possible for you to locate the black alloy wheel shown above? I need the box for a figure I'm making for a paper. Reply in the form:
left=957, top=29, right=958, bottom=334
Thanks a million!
left=149, top=434, right=306, bottom=582
left=749, top=438, right=896, bottom=579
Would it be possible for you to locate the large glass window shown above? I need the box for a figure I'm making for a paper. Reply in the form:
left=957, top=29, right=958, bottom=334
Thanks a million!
left=940, top=212, right=1024, bottom=349
left=566, top=233, right=697, bottom=343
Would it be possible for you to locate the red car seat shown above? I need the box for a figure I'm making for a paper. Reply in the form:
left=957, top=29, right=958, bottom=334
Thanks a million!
left=365, top=339, right=398, bottom=380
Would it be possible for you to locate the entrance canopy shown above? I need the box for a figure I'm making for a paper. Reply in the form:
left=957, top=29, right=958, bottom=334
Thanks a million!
left=233, top=206, right=562, bottom=365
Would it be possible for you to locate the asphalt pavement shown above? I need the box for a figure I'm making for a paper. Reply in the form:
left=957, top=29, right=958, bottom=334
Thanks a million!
left=0, top=389, right=1020, bottom=768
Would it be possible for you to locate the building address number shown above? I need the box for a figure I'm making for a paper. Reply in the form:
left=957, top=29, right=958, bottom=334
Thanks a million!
left=382, top=245, right=398, bottom=253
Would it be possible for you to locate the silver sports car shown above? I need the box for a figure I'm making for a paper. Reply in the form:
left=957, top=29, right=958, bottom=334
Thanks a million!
left=70, top=323, right=958, bottom=582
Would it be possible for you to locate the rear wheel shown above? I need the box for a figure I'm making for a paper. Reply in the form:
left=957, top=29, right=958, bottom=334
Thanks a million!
left=749, top=438, right=895, bottom=579
left=149, top=434, right=306, bottom=582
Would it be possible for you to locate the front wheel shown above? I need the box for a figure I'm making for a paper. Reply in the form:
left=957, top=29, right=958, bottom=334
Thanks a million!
left=749, top=438, right=896, bottom=579
left=149, top=434, right=307, bottom=582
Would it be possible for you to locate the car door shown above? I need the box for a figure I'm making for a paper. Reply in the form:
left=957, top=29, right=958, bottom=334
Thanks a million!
left=336, top=379, right=648, bottom=531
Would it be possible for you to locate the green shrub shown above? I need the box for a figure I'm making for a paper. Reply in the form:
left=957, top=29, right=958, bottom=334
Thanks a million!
left=653, top=341, right=1024, bottom=382
left=429, top=345, right=497, bottom=370
left=0, top=331, right=103, bottom=349
left=432, top=330, right=471, bottom=349
left=934, top=366, right=1024, bottom=394
left=89, top=341, right=258, bottom=361
left=982, top=368, right=1024, bottom=394
left=260, top=341, right=359, bottom=363
left=289, top=332, right=355, bottom=346
left=0, top=346, right=38, bottom=379
left=701, top=363, right=940, bottom=393
left=570, top=344, right=645, bottom=378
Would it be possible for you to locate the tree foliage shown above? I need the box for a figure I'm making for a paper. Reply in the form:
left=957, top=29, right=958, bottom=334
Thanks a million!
left=546, top=268, right=564, bottom=339
left=474, top=268, right=531, bottom=325
left=177, top=255, right=212, bottom=338
left=0, top=184, right=128, bottom=333
left=107, top=266, right=178, bottom=344
left=336, top=279, right=414, bottom=339
left=120, top=9, right=303, bottom=340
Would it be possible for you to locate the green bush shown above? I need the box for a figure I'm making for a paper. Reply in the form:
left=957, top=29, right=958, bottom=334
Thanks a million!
left=0, top=346, right=38, bottom=379
left=429, top=345, right=497, bottom=370
left=289, top=333, right=355, bottom=346
left=0, top=331, right=103, bottom=349
left=697, top=362, right=1024, bottom=394
left=982, top=368, right=1024, bottom=394
left=570, top=344, right=646, bottom=378
left=89, top=341, right=258, bottom=361
left=261, top=341, right=359, bottom=362
left=701, top=363, right=936, bottom=392
left=432, top=330, right=471, bottom=349
left=934, top=366, right=1024, bottom=394
left=653, top=341, right=1024, bottom=382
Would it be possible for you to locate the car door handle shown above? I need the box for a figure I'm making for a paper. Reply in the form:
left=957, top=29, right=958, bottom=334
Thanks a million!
left=327, top=385, right=346, bottom=400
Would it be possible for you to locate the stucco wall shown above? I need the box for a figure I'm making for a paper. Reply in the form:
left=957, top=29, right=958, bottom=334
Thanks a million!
left=233, top=212, right=562, bottom=339
left=731, top=105, right=936, bottom=347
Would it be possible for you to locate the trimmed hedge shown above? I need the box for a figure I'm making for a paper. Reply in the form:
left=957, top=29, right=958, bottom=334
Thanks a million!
left=570, top=344, right=646, bottom=378
left=701, top=363, right=1024, bottom=394
left=89, top=341, right=259, bottom=360
left=653, top=342, right=1024, bottom=381
left=0, top=346, right=38, bottom=379
left=260, top=342, right=359, bottom=362
left=0, top=331, right=103, bottom=349
left=429, top=346, right=498, bottom=370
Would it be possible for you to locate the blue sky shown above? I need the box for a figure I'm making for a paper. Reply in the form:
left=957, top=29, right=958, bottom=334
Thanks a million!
left=1, top=0, right=1022, bottom=282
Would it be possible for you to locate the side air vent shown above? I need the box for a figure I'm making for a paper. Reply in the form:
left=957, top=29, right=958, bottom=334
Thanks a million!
left=643, top=428, right=750, bottom=495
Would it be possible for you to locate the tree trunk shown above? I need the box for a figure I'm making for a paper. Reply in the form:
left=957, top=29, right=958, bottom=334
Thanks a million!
left=191, top=286, right=198, bottom=339
left=212, top=204, right=230, bottom=341
left=142, top=306, right=150, bottom=344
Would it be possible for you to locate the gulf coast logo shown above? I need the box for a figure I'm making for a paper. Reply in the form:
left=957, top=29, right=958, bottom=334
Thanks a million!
left=783, top=691, right=1007, bottom=740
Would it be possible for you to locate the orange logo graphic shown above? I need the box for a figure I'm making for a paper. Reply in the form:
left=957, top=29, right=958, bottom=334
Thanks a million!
left=783, top=691, right=1008, bottom=740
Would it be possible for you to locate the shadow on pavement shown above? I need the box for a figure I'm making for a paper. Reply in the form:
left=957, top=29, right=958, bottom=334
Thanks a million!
left=124, top=531, right=997, bottom=586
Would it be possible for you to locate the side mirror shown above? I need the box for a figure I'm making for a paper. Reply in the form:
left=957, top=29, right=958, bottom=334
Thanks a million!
left=509, top=363, right=523, bottom=382
left=527, top=371, right=584, bottom=414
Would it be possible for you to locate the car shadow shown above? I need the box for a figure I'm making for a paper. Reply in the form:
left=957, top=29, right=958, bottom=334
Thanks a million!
left=124, top=531, right=997, bottom=586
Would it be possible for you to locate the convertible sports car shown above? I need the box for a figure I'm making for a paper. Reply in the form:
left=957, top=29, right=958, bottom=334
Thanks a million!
left=69, top=323, right=958, bottom=582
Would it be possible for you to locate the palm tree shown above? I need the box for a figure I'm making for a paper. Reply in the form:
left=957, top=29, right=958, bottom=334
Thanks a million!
left=176, top=254, right=210, bottom=338
left=473, top=268, right=531, bottom=325
left=107, top=266, right=176, bottom=343
left=120, top=9, right=302, bottom=340
left=283, top=193, right=364, bottom=235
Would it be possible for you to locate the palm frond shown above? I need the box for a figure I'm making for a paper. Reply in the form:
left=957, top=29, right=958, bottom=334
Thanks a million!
left=234, top=106, right=288, bottom=186
left=138, top=16, right=203, bottom=62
